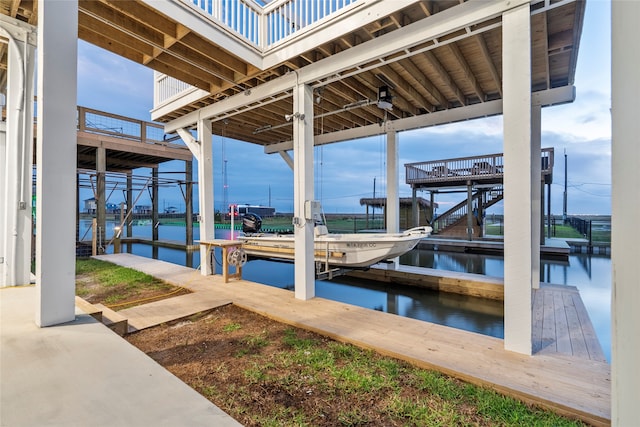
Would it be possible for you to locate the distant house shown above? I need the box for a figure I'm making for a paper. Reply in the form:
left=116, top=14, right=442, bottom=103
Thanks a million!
left=83, top=199, right=124, bottom=214
left=106, top=203, right=119, bottom=213
left=164, top=206, right=179, bottom=214
left=84, top=198, right=96, bottom=214
left=134, top=205, right=152, bottom=214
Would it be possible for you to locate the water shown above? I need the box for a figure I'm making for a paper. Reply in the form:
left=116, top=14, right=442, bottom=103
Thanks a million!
left=83, top=220, right=611, bottom=361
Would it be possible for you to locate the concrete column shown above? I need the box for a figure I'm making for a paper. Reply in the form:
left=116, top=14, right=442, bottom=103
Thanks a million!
left=0, top=123, right=6, bottom=284
left=612, top=1, right=640, bottom=424
left=531, top=104, right=542, bottom=289
left=197, top=119, right=215, bottom=275
left=1, top=34, right=34, bottom=287
left=96, top=147, right=106, bottom=253
left=35, top=0, right=78, bottom=326
left=293, top=83, right=315, bottom=300
left=502, top=3, right=532, bottom=355
left=386, top=131, right=399, bottom=235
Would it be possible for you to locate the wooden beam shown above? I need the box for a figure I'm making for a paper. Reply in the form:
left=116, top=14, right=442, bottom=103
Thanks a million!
left=423, top=50, right=466, bottom=106
left=447, top=43, right=486, bottom=102
left=398, top=57, right=448, bottom=108
left=475, top=33, right=502, bottom=97
left=378, top=64, right=434, bottom=112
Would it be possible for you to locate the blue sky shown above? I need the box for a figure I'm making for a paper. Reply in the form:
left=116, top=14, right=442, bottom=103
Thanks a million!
left=77, top=1, right=611, bottom=216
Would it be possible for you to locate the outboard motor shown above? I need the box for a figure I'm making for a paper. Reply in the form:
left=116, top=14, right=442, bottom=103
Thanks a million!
left=242, top=212, right=262, bottom=233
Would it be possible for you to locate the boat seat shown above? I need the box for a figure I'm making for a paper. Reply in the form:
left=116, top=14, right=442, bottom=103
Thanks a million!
left=315, top=225, right=328, bottom=236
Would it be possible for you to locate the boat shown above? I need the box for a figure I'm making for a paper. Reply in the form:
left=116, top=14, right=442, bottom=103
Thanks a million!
left=238, top=213, right=431, bottom=268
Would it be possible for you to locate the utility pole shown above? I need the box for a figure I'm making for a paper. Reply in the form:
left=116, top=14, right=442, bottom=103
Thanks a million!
left=563, top=149, right=568, bottom=223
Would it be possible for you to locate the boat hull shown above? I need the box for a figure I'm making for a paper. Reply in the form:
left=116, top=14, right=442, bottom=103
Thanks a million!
left=239, top=227, right=431, bottom=267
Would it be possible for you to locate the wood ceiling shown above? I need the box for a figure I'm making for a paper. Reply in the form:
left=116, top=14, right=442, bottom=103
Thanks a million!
left=1, top=0, right=585, bottom=149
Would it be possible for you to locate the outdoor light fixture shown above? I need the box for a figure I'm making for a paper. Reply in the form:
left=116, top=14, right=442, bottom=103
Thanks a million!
left=284, top=112, right=305, bottom=121
left=377, top=85, right=393, bottom=110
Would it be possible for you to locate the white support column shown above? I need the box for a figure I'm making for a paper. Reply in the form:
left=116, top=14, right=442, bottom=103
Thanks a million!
left=502, top=2, right=533, bottom=355
left=197, top=120, right=215, bottom=276
left=0, top=122, right=6, bottom=285
left=35, top=0, right=78, bottom=326
left=531, top=104, right=542, bottom=289
left=386, top=130, right=400, bottom=269
left=386, top=131, right=399, bottom=233
left=612, top=1, right=640, bottom=424
left=1, top=33, right=34, bottom=288
left=293, top=83, right=315, bottom=300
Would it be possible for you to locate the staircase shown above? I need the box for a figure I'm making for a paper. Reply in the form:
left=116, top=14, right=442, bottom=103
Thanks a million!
left=432, top=187, right=503, bottom=237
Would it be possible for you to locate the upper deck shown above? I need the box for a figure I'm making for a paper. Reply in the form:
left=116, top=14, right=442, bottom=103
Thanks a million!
left=406, top=147, right=554, bottom=189
left=1, top=0, right=585, bottom=151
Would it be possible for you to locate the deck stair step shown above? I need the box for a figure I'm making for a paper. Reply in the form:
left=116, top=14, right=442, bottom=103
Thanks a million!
left=93, top=303, right=128, bottom=336
left=74, top=296, right=103, bottom=322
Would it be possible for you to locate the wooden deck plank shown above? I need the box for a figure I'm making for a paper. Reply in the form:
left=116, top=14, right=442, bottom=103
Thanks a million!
left=553, top=290, right=573, bottom=355
left=119, top=292, right=232, bottom=332
left=97, top=254, right=611, bottom=426
left=541, top=288, right=556, bottom=353
left=572, top=293, right=607, bottom=362
left=563, top=291, right=590, bottom=359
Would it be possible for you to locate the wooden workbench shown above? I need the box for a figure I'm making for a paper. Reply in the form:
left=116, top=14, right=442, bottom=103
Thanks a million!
left=199, top=239, right=244, bottom=283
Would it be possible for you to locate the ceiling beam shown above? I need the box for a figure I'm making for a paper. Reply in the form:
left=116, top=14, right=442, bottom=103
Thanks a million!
left=164, top=0, right=529, bottom=131
left=264, top=86, right=575, bottom=153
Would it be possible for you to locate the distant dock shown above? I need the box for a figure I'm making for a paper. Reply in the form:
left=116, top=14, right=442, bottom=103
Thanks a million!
left=418, top=236, right=571, bottom=260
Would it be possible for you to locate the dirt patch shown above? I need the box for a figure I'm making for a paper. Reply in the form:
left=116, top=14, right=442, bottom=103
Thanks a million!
left=126, top=304, right=584, bottom=427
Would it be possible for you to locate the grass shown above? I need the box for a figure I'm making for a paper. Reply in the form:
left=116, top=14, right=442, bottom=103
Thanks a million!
left=75, top=258, right=187, bottom=308
left=222, top=326, right=585, bottom=426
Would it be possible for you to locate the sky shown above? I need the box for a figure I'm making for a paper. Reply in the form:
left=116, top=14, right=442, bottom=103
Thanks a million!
left=76, top=0, right=612, bottom=216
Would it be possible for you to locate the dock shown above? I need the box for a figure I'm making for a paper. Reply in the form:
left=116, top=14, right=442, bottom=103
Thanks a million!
left=417, top=236, right=571, bottom=260
left=91, top=253, right=610, bottom=425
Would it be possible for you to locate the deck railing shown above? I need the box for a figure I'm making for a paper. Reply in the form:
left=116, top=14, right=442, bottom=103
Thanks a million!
left=188, top=0, right=359, bottom=49
left=405, top=148, right=554, bottom=186
left=76, top=106, right=185, bottom=148
left=155, top=0, right=360, bottom=106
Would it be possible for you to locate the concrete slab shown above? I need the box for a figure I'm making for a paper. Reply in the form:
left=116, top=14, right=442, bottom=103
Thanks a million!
left=0, top=286, right=241, bottom=427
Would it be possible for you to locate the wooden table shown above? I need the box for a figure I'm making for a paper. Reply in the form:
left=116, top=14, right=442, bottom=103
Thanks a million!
left=199, top=239, right=244, bottom=283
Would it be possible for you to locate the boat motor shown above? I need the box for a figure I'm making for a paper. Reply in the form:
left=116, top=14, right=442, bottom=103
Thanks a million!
left=242, top=213, right=262, bottom=233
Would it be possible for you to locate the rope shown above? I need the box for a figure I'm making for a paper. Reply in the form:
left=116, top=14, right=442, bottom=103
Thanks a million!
left=105, top=285, right=187, bottom=309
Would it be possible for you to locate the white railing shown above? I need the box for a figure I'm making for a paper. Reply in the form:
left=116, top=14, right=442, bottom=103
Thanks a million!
left=191, top=0, right=262, bottom=46
left=264, top=0, right=358, bottom=47
left=156, top=0, right=360, bottom=107
left=154, top=73, right=197, bottom=107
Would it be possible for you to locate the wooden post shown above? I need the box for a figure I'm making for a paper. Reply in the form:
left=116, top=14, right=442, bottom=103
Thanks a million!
left=91, top=218, right=97, bottom=256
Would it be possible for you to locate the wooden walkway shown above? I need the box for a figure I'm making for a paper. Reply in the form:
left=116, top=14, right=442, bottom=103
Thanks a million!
left=93, top=254, right=610, bottom=426
left=533, top=284, right=606, bottom=361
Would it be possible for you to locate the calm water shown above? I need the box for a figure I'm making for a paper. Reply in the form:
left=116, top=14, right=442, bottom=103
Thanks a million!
left=84, top=220, right=611, bottom=361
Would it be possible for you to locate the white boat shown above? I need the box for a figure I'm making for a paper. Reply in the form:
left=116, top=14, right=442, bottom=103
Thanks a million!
left=239, top=225, right=431, bottom=268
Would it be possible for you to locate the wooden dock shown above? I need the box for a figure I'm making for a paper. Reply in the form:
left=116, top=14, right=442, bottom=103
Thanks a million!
left=92, top=254, right=610, bottom=426
left=417, top=236, right=571, bottom=259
